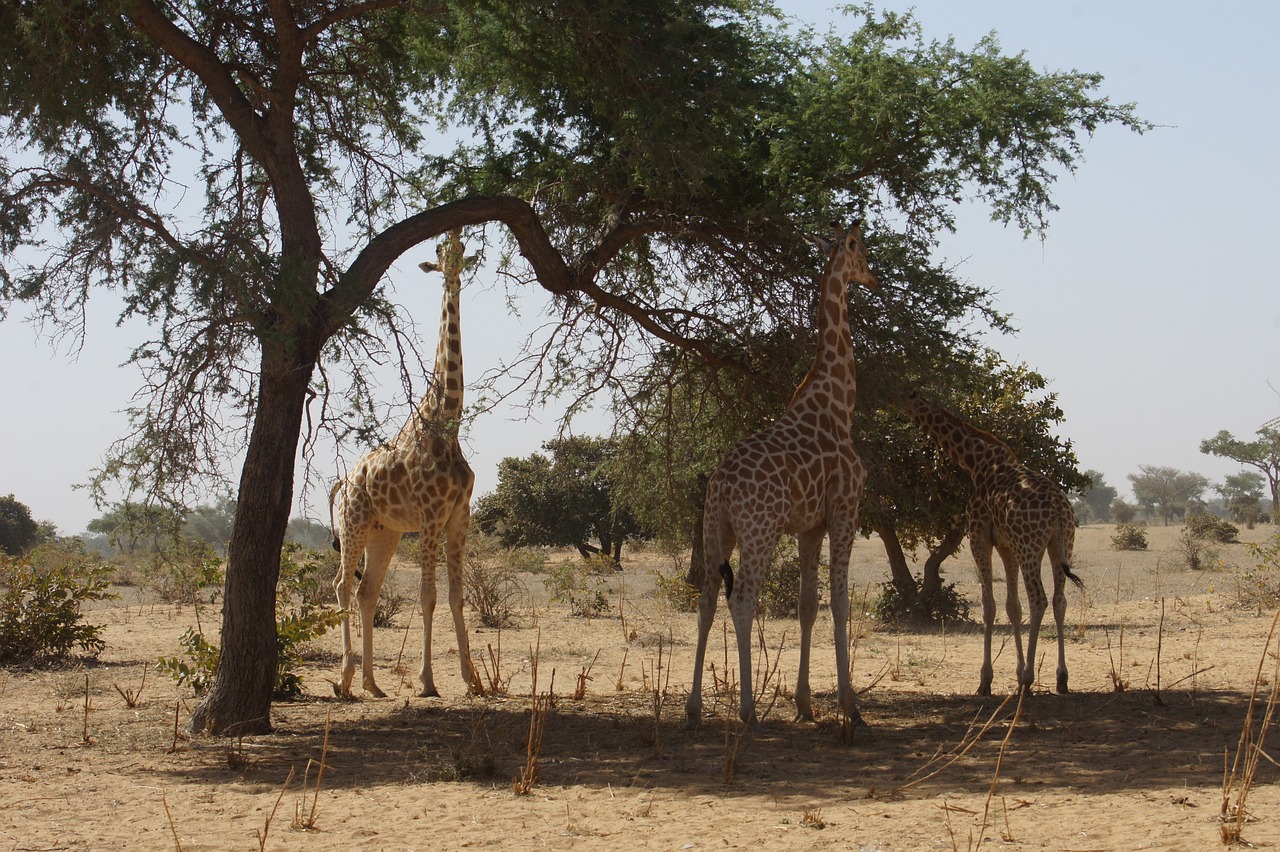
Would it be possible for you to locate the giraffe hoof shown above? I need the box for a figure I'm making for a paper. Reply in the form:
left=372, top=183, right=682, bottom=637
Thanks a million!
left=418, top=687, right=440, bottom=699
left=365, top=684, right=386, bottom=698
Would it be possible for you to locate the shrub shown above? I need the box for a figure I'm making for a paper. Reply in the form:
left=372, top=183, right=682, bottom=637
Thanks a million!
left=872, top=577, right=972, bottom=626
left=462, top=534, right=527, bottom=627
left=652, top=568, right=700, bottom=612
left=0, top=552, right=114, bottom=663
left=543, top=559, right=611, bottom=617
left=1185, top=513, right=1239, bottom=544
left=157, top=544, right=343, bottom=699
left=502, top=546, right=549, bottom=574
left=141, top=537, right=224, bottom=604
left=758, top=540, right=806, bottom=619
left=1232, top=531, right=1280, bottom=611
left=1111, top=500, right=1138, bottom=524
left=1111, top=523, right=1148, bottom=551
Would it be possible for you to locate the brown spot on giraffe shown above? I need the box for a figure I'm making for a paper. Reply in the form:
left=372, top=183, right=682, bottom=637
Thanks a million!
left=329, top=229, right=481, bottom=700
left=686, top=221, right=879, bottom=728
left=893, top=387, right=1083, bottom=696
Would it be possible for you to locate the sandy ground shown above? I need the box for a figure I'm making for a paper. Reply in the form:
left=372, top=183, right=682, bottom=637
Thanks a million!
left=2, top=523, right=1279, bottom=851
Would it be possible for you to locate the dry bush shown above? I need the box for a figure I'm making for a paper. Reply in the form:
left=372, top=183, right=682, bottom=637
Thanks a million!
left=1110, top=523, right=1148, bottom=551
left=1231, top=531, right=1280, bottom=611
left=462, top=534, right=527, bottom=627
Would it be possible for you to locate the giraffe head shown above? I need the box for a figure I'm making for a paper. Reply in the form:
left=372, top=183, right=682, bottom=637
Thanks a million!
left=816, top=220, right=879, bottom=294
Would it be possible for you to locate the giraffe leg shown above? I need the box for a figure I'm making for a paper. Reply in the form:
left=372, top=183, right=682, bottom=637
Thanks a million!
left=727, top=544, right=771, bottom=725
left=417, top=516, right=448, bottom=698
left=334, top=513, right=369, bottom=698
left=442, top=498, right=481, bottom=696
left=355, top=527, right=400, bottom=698
left=1048, top=530, right=1076, bottom=693
left=793, top=529, right=823, bottom=722
left=732, top=557, right=757, bottom=721
left=998, top=546, right=1028, bottom=693
left=686, top=501, right=733, bottom=728
left=827, top=514, right=864, bottom=726
left=971, top=531, right=997, bottom=697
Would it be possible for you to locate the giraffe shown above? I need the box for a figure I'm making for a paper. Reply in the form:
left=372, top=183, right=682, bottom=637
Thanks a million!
left=686, top=221, right=879, bottom=728
left=893, top=386, right=1083, bottom=696
left=329, top=228, right=481, bottom=699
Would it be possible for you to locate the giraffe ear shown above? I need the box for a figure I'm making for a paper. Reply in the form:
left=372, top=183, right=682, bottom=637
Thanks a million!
left=418, top=260, right=441, bottom=274
left=806, top=233, right=832, bottom=254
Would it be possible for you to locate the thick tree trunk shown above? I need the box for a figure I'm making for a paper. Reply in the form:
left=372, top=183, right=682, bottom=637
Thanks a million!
left=187, top=351, right=314, bottom=736
left=920, top=524, right=965, bottom=607
left=876, top=520, right=921, bottom=616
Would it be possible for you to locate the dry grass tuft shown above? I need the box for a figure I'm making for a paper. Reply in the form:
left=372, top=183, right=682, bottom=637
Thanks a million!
left=514, top=634, right=553, bottom=795
left=293, top=707, right=332, bottom=831
left=1219, top=609, right=1280, bottom=846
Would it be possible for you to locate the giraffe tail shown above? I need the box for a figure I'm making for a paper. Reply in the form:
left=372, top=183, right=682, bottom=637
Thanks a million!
left=719, top=561, right=734, bottom=602
left=1062, top=562, right=1084, bottom=589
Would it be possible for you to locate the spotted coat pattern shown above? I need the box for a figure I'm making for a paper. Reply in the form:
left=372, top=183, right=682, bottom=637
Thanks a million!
left=330, top=229, right=481, bottom=699
left=895, top=389, right=1082, bottom=695
left=686, top=222, right=879, bottom=727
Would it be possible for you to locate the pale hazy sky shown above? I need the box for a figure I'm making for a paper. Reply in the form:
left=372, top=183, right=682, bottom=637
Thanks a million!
left=2, top=1, right=1277, bottom=533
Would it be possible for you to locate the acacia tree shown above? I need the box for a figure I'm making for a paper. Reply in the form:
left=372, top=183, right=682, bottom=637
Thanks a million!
left=1, top=2, right=1143, bottom=734
left=860, top=358, right=1087, bottom=624
left=1128, top=465, right=1210, bottom=525
left=1073, top=470, right=1118, bottom=524
left=473, top=436, right=643, bottom=561
left=1201, top=428, right=1280, bottom=521
left=0, top=494, right=40, bottom=556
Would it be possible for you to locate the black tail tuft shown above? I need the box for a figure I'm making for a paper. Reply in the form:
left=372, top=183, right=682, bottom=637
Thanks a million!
left=1062, top=562, right=1084, bottom=589
left=332, top=537, right=341, bottom=553
left=719, top=561, right=734, bottom=602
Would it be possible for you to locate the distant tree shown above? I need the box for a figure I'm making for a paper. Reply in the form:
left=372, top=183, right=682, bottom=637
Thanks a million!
left=1200, top=428, right=1280, bottom=521
left=474, top=437, right=645, bottom=563
left=1072, top=470, right=1118, bottom=524
left=0, top=495, right=40, bottom=556
left=285, top=518, right=333, bottom=551
left=1217, top=471, right=1266, bottom=528
left=1111, top=499, right=1138, bottom=524
left=1128, top=466, right=1210, bottom=526
left=86, top=502, right=184, bottom=554
left=183, top=499, right=238, bottom=555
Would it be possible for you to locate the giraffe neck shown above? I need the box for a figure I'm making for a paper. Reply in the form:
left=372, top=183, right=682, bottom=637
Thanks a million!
left=415, top=230, right=465, bottom=433
left=899, top=396, right=1017, bottom=480
left=787, top=246, right=856, bottom=424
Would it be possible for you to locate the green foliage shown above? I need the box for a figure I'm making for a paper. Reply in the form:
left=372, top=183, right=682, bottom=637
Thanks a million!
left=86, top=502, right=185, bottom=555
left=872, top=577, right=972, bottom=627
left=652, top=568, right=700, bottom=613
left=543, top=558, right=612, bottom=618
left=1185, top=513, right=1240, bottom=544
left=0, top=495, right=41, bottom=556
left=1201, top=427, right=1280, bottom=519
left=155, top=628, right=220, bottom=695
left=475, top=436, right=647, bottom=562
left=1073, top=470, right=1118, bottom=524
left=757, top=539, right=810, bottom=620
left=0, top=552, right=114, bottom=664
left=278, top=542, right=339, bottom=608
left=142, top=538, right=223, bottom=604
left=1232, top=531, right=1280, bottom=611
left=158, top=543, right=343, bottom=699
left=1110, top=523, right=1149, bottom=551
left=273, top=605, right=344, bottom=700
